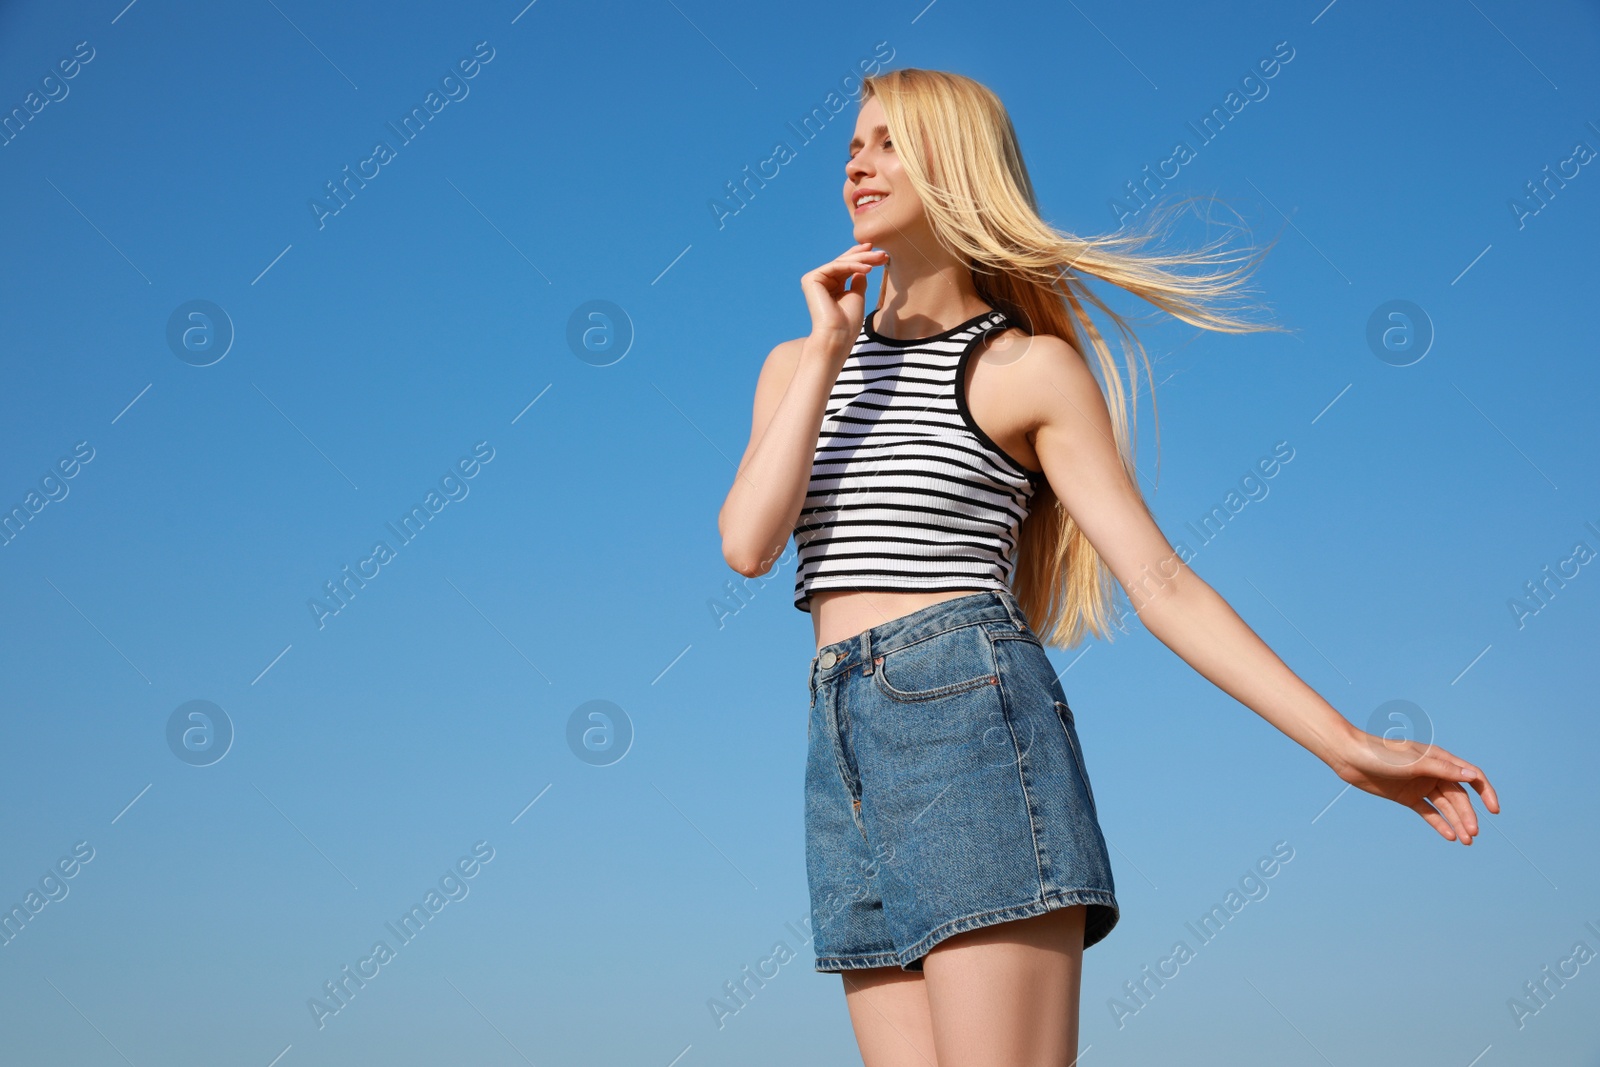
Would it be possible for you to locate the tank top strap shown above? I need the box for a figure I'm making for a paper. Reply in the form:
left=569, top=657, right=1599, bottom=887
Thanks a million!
left=951, top=308, right=1012, bottom=373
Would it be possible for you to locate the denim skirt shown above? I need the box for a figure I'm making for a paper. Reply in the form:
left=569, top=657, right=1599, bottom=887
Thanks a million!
left=804, top=589, right=1119, bottom=972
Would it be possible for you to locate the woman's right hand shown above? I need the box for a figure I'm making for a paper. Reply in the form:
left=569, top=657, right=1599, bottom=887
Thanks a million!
left=801, top=242, right=888, bottom=353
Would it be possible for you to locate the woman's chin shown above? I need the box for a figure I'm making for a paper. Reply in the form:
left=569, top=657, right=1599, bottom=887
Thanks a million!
left=851, top=221, right=890, bottom=244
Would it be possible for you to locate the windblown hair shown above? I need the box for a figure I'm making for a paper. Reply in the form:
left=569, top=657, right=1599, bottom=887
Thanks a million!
left=861, top=67, right=1286, bottom=649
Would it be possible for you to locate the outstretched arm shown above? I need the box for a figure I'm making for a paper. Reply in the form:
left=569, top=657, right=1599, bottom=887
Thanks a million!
left=1015, top=333, right=1500, bottom=844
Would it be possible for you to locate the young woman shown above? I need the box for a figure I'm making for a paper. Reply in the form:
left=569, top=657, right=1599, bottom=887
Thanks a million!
left=717, top=68, right=1499, bottom=1067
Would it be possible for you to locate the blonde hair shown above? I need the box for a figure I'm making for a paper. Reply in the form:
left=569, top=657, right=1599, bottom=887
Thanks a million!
left=862, top=67, right=1287, bottom=649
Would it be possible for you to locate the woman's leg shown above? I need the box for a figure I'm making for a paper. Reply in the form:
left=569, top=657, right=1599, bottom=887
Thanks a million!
left=921, top=905, right=1087, bottom=1067
left=841, top=967, right=939, bottom=1067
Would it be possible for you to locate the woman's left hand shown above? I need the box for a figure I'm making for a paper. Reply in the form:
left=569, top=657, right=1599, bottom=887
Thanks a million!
left=1327, top=730, right=1501, bottom=845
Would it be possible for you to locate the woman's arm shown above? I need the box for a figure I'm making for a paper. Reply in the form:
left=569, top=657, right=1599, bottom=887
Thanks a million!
left=718, top=337, right=844, bottom=576
left=719, top=243, right=886, bottom=577
left=1014, top=333, right=1500, bottom=844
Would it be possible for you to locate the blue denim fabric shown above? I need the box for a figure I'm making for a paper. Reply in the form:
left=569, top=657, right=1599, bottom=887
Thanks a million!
left=805, top=589, right=1119, bottom=972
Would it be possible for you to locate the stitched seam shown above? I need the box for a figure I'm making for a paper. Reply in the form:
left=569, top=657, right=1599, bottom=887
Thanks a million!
left=833, top=684, right=872, bottom=843
left=815, top=949, right=903, bottom=970
left=873, top=669, right=996, bottom=703
left=1055, top=701, right=1098, bottom=818
left=898, top=890, right=1120, bottom=966
left=989, top=631, right=1043, bottom=648
left=995, top=661, right=1048, bottom=897
left=827, top=685, right=861, bottom=822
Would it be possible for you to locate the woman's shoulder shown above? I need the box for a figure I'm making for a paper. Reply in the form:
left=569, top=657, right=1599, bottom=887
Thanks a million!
left=743, top=336, right=814, bottom=419
left=756, top=335, right=810, bottom=383
left=768, top=334, right=810, bottom=362
left=977, top=325, right=1081, bottom=369
left=970, top=327, right=1097, bottom=427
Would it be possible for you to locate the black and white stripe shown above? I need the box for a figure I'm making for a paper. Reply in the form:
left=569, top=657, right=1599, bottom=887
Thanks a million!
left=793, top=306, right=1047, bottom=613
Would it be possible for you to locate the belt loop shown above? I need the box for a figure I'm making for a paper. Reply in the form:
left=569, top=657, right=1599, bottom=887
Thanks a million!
left=859, top=629, right=874, bottom=675
left=999, top=588, right=1027, bottom=632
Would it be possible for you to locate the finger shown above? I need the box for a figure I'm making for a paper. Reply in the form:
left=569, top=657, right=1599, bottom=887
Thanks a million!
left=1431, top=747, right=1500, bottom=815
left=837, top=249, right=887, bottom=268
left=1431, top=794, right=1470, bottom=846
left=805, top=260, right=860, bottom=283
left=1425, top=786, right=1464, bottom=843
left=1409, top=798, right=1458, bottom=842
left=1414, top=750, right=1472, bottom=783
left=1427, top=743, right=1493, bottom=782
left=1429, top=784, right=1477, bottom=844
left=810, top=249, right=880, bottom=273
left=1462, top=767, right=1500, bottom=814
left=810, top=252, right=886, bottom=282
left=802, top=262, right=872, bottom=296
left=1445, top=781, right=1479, bottom=838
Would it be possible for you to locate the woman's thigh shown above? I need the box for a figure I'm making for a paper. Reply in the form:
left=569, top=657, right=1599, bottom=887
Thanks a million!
left=840, top=967, right=938, bottom=1067
left=921, top=905, right=1087, bottom=1067
left=839, top=906, right=1088, bottom=1067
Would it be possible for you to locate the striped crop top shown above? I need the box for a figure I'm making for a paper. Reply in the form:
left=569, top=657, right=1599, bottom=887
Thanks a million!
left=792, top=305, right=1047, bottom=613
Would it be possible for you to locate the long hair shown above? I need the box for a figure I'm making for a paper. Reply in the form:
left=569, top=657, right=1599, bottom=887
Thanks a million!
left=861, top=67, right=1287, bottom=649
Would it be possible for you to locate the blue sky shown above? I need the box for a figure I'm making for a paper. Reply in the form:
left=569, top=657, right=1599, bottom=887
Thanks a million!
left=1, top=0, right=1596, bottom=1064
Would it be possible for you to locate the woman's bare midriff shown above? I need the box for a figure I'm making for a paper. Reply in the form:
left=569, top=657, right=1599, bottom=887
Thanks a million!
left=810, top=587, right=993, bottom=650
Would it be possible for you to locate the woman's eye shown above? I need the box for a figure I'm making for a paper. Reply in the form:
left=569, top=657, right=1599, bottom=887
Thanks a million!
left=846, top=140, right=890, bottom=163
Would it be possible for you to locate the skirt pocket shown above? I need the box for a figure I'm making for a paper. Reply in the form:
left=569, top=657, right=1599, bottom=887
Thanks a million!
left=872, top=625, right=999, bottom=703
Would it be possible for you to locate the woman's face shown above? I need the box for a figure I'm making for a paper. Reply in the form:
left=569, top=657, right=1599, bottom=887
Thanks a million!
left=843, top=96, right=921, bottom=243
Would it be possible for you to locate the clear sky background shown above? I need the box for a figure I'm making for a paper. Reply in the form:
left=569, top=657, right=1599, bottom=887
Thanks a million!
left=2, top=1, right=1596, bottom=1064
